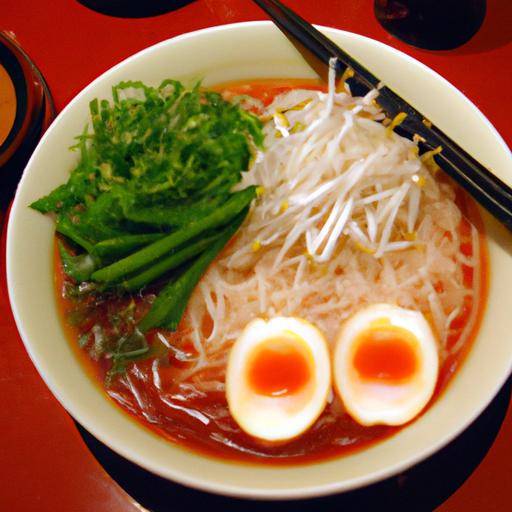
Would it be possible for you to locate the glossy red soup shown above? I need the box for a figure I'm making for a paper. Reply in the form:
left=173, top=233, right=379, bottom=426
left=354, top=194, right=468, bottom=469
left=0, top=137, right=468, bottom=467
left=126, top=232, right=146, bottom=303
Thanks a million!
left=55, top=79, right=488, bottom=465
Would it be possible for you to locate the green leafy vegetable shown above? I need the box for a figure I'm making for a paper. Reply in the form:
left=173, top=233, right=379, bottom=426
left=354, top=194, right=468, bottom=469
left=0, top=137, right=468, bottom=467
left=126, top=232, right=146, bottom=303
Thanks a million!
left=107, top=329, right=150, bottom=383
left=58, top=241, right=97, bottom=282
left=32, top=78, right=263, bottom=382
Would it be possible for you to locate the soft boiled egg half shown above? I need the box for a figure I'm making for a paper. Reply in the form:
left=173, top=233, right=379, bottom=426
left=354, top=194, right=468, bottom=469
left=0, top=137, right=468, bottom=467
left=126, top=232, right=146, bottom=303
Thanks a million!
left=333, top=304, right=439, bottom=426
left=226, top=317, right=331, bottom=443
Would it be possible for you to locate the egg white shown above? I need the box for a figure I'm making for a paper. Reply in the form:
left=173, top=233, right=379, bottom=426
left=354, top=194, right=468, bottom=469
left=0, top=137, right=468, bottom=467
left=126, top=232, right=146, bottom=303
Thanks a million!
left=333, top=304, right=439, bottom=426
left=226, top=317, right=331, bottom=443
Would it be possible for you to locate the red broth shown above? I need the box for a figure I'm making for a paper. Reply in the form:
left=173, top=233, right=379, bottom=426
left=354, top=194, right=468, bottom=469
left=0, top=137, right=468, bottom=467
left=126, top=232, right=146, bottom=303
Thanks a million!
left=55, top=79, right=488, bottom=465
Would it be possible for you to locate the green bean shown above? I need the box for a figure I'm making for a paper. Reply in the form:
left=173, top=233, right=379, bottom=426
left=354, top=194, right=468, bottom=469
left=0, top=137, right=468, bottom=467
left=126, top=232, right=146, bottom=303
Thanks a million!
left=91, top=186, right=255, bottom=284
left=91, top=233, right=166, bottom=260
left=119, top=232, right=221, bottom=292
left=138, top=208, right=247, bottom=333
left=121, top=191, right=229, bottom=228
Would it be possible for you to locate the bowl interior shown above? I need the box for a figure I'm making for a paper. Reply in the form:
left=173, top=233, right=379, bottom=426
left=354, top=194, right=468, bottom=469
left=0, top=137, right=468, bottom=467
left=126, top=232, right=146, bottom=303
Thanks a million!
left=6, top=22, right=512, bottom=499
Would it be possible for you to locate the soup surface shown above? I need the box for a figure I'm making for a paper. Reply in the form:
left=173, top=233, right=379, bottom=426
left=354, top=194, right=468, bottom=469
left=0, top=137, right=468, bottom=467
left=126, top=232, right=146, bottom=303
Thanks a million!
left=54, top=79, right=487, bottom=464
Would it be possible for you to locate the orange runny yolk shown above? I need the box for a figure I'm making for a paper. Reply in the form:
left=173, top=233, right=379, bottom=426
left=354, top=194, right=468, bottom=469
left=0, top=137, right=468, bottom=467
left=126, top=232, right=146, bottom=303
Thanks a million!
left=248, top=338, right=311, bottom=397
left=353, top=325, right=419, bottom=384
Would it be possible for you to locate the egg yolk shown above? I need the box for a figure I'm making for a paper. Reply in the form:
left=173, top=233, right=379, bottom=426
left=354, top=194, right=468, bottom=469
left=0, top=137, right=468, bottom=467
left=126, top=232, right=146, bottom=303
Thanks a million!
left=353, top=326, right=419, bottom=384
left=248, top=339, right=311, bottom=397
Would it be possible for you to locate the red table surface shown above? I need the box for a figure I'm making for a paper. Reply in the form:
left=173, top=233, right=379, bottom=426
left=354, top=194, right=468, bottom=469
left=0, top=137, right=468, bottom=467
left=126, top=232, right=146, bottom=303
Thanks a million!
left=1, top=1, right=511, bottom=511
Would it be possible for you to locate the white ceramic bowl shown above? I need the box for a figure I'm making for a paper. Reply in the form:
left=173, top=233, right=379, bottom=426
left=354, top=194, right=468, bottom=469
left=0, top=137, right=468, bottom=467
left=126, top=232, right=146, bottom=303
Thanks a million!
left=6, top=22, right=512, bottom=499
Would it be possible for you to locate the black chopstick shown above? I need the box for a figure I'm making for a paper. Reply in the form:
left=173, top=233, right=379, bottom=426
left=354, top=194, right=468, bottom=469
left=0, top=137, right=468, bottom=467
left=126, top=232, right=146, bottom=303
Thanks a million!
left=253, top=0, right=512, bottom=231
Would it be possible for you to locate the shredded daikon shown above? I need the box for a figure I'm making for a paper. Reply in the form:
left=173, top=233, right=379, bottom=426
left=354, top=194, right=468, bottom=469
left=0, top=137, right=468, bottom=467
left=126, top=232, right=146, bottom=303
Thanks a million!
left=157, top=65, right=481, bottom=387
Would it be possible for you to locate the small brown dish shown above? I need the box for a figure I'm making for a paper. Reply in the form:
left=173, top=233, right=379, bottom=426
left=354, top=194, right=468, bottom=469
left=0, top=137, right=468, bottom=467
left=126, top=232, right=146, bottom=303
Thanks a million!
left=0, top=31, right=54, bottom=210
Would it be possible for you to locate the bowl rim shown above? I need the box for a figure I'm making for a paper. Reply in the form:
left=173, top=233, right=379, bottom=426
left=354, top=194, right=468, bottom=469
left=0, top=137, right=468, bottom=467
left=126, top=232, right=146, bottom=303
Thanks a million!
left=6, top=20, right=512, bottom=499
